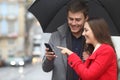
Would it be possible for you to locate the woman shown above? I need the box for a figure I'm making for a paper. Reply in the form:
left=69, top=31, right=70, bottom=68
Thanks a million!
left=57, top=18, right=118, bottom=80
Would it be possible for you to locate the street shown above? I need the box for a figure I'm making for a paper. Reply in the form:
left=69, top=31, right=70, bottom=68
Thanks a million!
left=0, top=63, right=52, bottom=80
left=0, top=33, right=52, bottom=80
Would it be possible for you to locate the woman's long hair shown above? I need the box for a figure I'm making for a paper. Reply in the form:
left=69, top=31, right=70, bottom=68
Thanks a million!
left=88, top=17, right=115, bottom=50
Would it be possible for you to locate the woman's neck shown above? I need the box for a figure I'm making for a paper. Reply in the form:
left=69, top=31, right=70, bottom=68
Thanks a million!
left=93, top=43, right=101, bottom=52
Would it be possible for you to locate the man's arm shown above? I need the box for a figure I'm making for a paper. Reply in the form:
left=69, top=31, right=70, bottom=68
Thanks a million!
left=42, top=33, right=56, bottom=72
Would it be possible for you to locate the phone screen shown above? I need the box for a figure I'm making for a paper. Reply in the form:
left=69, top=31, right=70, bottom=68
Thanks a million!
left=44, top=43, right=53, bottom=52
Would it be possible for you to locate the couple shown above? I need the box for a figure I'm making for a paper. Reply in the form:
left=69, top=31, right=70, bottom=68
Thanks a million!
left=42, top=0, right=118, bottom=80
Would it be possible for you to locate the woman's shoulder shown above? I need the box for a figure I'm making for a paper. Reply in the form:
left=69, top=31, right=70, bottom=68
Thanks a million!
left=100, top=44, right=115, bottom=53
left=101, top=44, right=113, bottom=49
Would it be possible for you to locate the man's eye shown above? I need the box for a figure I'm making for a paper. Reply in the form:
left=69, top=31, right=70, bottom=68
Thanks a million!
left=76, top=19, right=81, bottom=21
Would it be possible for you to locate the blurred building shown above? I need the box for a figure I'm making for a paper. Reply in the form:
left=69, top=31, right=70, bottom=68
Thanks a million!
left=0, top=0, right=50, bottom=64
left=0, top=0, right=26, bottom=60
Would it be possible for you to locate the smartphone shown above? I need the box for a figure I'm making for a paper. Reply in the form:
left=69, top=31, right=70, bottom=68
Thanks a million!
left=44, top=43, right=53, bottom=52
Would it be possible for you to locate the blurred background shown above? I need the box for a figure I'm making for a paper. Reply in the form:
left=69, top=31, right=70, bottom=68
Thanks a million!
left=0, top=0, right=52, bottom=80
left=0, top=0, right=119, bottom=80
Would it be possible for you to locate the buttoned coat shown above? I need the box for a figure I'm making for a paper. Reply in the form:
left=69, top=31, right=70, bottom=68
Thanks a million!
left=68, top=44, right=118, bottom=80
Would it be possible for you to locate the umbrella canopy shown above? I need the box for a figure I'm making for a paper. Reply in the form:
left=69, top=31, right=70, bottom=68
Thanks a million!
left=28, top=0, right=120, bottom=36
left=28, top=0, right=69, bottom=32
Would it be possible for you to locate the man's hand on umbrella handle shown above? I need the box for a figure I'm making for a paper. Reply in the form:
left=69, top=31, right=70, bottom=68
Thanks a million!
left=57, top=46, right=73, bottom=56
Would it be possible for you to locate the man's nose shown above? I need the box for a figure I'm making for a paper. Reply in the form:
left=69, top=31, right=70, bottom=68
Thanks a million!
left=71, top=20, right=77, bottom=25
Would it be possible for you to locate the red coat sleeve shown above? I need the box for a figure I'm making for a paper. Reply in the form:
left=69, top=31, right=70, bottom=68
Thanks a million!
left=68, top=44, right=117, bottom=80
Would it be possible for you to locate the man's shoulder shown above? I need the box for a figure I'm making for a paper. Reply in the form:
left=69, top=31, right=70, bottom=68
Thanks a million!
left=51, top=23, right=68, bottom=37
left=58, top=23, right=68, bottom=30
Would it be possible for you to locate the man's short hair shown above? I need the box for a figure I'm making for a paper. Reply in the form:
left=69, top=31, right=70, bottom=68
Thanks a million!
left=67, top=0, right=88, bottom=17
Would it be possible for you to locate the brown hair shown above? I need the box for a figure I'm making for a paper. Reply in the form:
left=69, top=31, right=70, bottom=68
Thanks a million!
left=88, top=17, right=115, bottom=49
left=67, top=0, right=88, bottom=18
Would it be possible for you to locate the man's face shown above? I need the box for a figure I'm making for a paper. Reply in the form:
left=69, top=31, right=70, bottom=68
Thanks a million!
left=67, top=11, right=87, bottom=34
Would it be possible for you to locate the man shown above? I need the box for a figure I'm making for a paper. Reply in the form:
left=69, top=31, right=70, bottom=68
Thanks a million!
left=42, top=0, right=88, bottom=80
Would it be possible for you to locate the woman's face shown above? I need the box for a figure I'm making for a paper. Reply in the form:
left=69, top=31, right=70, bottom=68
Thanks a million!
left=82, top=22, right=97, bottom=45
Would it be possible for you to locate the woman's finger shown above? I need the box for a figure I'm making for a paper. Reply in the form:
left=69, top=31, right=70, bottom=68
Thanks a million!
left=57, top=46, right=64, bottom=49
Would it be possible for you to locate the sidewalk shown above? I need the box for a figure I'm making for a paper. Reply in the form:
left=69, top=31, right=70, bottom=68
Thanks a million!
left=39, top=63, right=52, bottom=80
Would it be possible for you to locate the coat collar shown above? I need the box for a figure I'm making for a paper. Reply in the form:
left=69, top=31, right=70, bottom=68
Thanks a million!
left=88, top=44, right=102, bottom=60
left=57, top=23, right=70, bottom=38
left=57, top=23, right=70, bottom=68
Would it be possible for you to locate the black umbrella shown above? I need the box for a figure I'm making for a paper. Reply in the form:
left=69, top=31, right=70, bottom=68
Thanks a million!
left=28, top=0, right=120, bottom=36
left=28, top=0, right=69, bottom=32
